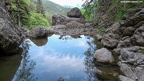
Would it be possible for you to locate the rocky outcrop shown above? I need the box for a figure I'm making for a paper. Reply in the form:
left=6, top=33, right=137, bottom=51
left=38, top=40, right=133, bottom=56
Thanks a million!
left=0, top=6, right=23, bottom=56
left=101, top=22, right=122, bottom=48
left=94, top=48, right=114, bottom=63
left=98, top=6, right=144, bottom=80
left=28, top=26, right=54, bottom=38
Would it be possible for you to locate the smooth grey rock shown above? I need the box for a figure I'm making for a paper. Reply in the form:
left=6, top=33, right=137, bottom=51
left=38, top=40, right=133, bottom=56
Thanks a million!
left=94, top=48, right=114, bottom=63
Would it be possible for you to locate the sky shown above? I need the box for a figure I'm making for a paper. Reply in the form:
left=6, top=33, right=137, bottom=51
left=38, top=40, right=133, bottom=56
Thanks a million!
left=49, top=0, right=85, bottom=7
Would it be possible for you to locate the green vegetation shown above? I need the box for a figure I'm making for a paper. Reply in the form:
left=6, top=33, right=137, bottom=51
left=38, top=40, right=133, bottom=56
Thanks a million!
left=28, top=12, right=50, bottom=29
left=9, top=0, right=50, bottom=29
left=30, top=0, right=69, bottom=25
left=82, top=0, right=98, bottom=20
left=139, top=49, right=144, bottom=54
left=98, top=27, right=105, bottom=35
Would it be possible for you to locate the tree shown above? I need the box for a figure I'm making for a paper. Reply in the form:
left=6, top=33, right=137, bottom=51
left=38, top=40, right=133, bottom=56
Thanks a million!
left=36, top=0, right=45, bottom=17
left=10, top=0, right=30, bottom=27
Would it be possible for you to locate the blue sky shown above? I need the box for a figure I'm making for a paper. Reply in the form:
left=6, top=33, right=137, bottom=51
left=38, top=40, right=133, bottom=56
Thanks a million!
left=49, top=0, right=85, bottom=7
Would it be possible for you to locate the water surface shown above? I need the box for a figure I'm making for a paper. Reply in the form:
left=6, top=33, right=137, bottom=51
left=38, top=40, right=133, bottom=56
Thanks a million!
left=12, top=35, right=98, bottom=81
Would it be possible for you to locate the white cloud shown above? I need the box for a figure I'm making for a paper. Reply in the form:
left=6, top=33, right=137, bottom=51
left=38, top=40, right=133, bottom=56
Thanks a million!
left=49, top=0, right=85, bottom=7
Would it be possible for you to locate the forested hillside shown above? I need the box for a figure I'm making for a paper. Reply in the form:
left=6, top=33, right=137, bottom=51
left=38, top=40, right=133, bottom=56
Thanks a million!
left=7, top=0, right=69, bottom=29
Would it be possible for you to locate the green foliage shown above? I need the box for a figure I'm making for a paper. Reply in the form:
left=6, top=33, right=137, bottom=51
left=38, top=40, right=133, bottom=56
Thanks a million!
left=98, top=27, right=105, bottom=35
left=28, top=12, right=50, bottom=29
left=117, top=8, right=127, bottom=21
left=9, top=0, right=50, bottom=29
left=82, top=0, right=98, bottom=20
left=139, top=49, right=144, bottom=54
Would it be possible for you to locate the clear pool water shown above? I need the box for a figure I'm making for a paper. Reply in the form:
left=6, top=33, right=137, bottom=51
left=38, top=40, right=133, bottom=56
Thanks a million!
left=12, top=34, right=98, bottom=81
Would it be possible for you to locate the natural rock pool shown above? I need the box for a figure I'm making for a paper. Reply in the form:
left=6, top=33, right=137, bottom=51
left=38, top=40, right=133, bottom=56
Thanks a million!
left=0, top=34, right=119, bottom=81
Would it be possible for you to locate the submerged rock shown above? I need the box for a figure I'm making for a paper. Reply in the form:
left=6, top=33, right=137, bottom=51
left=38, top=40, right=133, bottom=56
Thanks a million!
left=0, top=6, right=23, bottom=56
left=94, top=48, right=114, bottom=63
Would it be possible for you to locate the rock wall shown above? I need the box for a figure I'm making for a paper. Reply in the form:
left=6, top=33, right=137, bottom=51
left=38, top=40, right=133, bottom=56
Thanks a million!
left=0, top=5, right=23, bottom=57
left=99, top=7, right=144, bottom=81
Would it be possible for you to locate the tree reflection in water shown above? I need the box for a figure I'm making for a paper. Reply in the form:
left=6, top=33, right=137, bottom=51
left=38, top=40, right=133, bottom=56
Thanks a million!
left=12, top=39, right=37, bottom=81
left=84, top=36, right=99, bottom=81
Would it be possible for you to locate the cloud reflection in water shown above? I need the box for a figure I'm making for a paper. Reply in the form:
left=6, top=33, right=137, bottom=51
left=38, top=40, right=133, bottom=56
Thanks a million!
left=14, top=35, right=97, bottom=81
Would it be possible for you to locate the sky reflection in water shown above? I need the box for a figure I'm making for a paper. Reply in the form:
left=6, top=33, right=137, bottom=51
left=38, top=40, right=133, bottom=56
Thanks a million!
left=13, top=35, right=97, bottom=81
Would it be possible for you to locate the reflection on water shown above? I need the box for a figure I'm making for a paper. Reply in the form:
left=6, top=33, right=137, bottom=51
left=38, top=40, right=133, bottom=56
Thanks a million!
left=30, top=37, right=48, bottom=46
left=12, top=34, right=99, bottom=81
left=12, top=39, right=37, bottom=81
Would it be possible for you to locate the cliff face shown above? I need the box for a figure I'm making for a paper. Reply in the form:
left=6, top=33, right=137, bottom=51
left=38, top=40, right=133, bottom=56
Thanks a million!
left=0, top=3, right=23, bottom=57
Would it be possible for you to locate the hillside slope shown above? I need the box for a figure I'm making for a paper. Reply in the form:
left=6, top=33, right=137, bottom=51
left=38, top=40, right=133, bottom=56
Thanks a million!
left=30, top=0, right=69, bottom=15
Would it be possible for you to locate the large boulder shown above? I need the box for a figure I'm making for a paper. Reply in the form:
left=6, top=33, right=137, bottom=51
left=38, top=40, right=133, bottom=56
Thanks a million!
left=28, top=26, right=54, bottom=38
left=67, top=7, right=83, bottom=18
left=94, top=48, right=114, bottom=63
left=0, top=6, right=23, bottom=56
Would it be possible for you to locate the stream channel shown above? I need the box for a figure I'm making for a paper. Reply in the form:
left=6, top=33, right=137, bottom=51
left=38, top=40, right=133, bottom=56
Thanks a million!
left=0, top=34, right=119, bottom=81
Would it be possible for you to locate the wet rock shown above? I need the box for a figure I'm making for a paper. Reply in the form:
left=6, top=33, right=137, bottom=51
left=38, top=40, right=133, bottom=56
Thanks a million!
left=67, top=7, right=83, bottom=18
left=94, top=48, right=114, bottom=63
left=101, top=22, right=122, bottom=48
left=0, top=6, right=23, bottom=56
left=30, top=37, right=48, bottom=46
left=118, top=75, right=135, bottom=81
left=28, top=26, right=54, bottom=38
